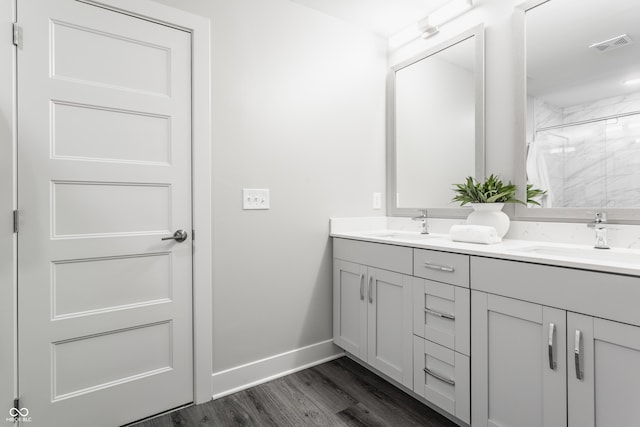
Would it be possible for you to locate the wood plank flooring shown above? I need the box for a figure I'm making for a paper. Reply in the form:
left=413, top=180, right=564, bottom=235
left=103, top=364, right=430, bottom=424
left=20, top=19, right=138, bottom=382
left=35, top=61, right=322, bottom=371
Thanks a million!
left=132, top=356, right=459, bottom=427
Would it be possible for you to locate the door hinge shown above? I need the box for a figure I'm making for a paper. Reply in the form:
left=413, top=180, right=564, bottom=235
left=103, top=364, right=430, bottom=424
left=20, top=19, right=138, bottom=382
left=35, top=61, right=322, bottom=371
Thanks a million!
left=12, top=23, right=22, bottom=48
left=13, top=210, right=18, bottom=233
left=192, top=229, right=195, bottom=241
left=13, top=398, right=19, bottom=411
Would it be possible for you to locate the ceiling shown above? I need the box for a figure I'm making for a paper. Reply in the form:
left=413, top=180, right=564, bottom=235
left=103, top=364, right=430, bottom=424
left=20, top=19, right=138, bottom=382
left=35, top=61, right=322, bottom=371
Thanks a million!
left=289, top=0, right=450, bottom=37
left=527, top=0, right=640, bottom=107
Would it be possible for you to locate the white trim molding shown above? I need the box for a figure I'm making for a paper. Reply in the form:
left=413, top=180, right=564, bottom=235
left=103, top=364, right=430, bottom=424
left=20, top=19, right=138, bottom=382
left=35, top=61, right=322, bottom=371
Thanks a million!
left=212, top=340, right=345, bottom=399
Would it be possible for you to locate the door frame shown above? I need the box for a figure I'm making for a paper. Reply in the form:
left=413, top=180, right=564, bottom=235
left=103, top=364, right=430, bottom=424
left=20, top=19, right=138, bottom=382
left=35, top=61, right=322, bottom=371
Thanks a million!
left=0, top=0, right=213, bottom=413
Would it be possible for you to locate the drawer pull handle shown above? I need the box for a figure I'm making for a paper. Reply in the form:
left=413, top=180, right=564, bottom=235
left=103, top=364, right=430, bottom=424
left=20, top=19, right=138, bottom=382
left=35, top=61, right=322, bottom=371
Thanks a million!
left=548, top=323, right=557, bottom=370
left=424, top=308, right=455, bottom=321
left=359, top=273, right=364, bottom=301
left=368, top=275, right=373, bottom=303
left=424, top=262, right=454, bottom=273
left=574, top=330, right=584, bottom=381
left=424, top=367, right=455, bottom=386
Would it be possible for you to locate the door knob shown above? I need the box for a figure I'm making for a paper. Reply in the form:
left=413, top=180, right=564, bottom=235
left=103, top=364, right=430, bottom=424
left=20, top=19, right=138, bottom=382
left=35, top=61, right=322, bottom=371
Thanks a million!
left=161, top=229, right=188, bottom=242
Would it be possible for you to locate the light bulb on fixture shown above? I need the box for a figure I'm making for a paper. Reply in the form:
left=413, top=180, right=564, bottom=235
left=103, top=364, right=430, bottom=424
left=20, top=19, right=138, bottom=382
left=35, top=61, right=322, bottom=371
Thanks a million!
left=624, top=78, right=640, bottom=86
left=417, top=17, right=439, bottom=39
left=421, top=26, right=439, bottom=39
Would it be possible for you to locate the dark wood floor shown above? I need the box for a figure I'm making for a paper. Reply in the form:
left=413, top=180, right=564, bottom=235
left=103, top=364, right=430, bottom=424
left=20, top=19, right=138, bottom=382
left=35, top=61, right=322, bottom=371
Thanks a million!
left=133, top=356, right=458, bottom=427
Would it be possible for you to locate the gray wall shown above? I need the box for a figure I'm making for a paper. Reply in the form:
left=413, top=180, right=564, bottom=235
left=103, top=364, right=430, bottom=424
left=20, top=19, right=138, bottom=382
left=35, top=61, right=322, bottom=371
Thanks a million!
left=151, top=0, right=387, bottom=373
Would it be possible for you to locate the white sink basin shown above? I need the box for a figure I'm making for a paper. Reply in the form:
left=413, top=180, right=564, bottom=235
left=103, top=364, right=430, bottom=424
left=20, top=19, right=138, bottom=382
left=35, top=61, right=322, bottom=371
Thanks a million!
left=509, top=245, right=640, bottom=264
left=364, top=231, right=446, bottom=241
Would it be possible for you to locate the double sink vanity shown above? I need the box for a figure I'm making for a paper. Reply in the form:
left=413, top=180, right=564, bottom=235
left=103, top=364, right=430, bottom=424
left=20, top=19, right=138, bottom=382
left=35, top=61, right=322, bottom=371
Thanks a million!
left=366, top=0, right=640, bottom=424
left=331, top=224, right=640, bottom=427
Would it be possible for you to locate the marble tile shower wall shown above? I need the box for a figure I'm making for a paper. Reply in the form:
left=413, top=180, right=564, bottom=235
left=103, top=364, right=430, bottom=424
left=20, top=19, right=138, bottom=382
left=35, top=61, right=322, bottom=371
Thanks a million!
left=533, top=92, right=640, bottom=207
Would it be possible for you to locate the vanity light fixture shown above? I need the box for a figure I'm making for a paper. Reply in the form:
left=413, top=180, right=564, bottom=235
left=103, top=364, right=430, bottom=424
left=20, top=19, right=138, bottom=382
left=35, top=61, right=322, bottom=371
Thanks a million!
left=388, top=0, right=473, bottom=47
left=624, top=77, right=640, bottom=86
left=417, top=17, right=439, bottom=40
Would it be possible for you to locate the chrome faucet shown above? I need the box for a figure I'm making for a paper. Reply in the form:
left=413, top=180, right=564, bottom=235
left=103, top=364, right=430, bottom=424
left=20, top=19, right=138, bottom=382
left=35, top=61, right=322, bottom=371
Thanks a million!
left=587, top=212, right=610, bottom=249
left=412, top=209, right=429, bottom=234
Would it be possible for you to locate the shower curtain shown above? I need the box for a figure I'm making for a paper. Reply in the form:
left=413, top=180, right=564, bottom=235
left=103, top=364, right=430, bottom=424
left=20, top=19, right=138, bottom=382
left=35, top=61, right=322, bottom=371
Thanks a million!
left=526, top=139, right=554, bottom=207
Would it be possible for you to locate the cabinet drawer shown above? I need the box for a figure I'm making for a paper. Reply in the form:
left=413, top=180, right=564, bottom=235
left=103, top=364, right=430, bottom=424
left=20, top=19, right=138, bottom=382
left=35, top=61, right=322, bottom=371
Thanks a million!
left=413, top=278, right=470, bottom=356
left=414, top=249, right=469, bottom=287
left=413, top=336, right=470, bottom=424
left=333, top=238, right=412, bottom=275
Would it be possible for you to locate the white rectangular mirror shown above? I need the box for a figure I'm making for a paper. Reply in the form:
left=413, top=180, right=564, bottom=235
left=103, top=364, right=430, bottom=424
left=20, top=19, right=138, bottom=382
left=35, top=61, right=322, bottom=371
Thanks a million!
left=515, top=0, right=640, bottom=222
left=387, top=25, right=485, bottom=217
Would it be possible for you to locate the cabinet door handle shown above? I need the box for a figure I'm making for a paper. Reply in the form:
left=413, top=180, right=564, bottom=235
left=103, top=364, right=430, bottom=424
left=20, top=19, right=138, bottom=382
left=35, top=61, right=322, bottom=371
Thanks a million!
left=548, top=323, right=557, bottom=370
left=368, top=275, right=373, bottom=303
left=424, top=308, right=455, bottom=321
left=574, top=330, right=584, bottom=380
left=424, top=262, right=454, bottom=272
left=359, top=273, right=364, bottom=300
left=424, top=367, right=455, bottom=386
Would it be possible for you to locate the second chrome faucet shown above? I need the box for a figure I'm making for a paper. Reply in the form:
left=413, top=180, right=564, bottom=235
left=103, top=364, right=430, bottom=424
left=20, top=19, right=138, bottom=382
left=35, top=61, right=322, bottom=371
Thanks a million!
left=587, top=212, right=609, bottom=249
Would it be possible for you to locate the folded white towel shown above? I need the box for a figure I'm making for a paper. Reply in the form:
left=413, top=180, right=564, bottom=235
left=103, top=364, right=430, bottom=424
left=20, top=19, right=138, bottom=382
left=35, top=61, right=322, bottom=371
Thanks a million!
left=449, top=224, right=501, bottom=245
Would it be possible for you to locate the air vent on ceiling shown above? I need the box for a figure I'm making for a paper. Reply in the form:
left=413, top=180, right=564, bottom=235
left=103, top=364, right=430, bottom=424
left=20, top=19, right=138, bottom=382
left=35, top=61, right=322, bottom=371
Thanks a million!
left=589, top=34, right=633, bottom=53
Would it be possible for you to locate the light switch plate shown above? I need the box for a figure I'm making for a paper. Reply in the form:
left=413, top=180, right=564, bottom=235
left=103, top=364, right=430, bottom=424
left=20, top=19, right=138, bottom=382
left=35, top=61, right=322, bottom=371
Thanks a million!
left=243, top=188, right=270, bottom=210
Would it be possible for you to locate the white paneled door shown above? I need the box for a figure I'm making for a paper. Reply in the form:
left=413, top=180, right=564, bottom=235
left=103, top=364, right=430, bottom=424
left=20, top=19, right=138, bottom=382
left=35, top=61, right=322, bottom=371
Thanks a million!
left=17, top=1, right=193, bottom=425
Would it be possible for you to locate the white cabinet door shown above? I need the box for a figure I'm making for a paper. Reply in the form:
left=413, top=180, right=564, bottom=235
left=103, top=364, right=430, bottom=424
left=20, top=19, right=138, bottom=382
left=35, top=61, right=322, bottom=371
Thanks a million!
left=333, top=260, right=367, bottom=360
left=568, top=313, right=640, bottom=427
left=472, top=291, right=566, bottom=427
left=367, top=268, right=413, bottom=388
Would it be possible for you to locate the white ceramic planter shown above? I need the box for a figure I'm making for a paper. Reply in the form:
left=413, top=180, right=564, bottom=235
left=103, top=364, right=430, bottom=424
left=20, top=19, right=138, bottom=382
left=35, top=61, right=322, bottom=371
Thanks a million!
left=466, top=203, right=510, bottom=237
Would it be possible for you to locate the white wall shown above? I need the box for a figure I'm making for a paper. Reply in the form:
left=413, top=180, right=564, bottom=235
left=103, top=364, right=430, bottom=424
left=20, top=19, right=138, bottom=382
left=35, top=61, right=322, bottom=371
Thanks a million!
left=390, top=0, right=521, bottom=186
left=151, top=0, right=387, bottom=382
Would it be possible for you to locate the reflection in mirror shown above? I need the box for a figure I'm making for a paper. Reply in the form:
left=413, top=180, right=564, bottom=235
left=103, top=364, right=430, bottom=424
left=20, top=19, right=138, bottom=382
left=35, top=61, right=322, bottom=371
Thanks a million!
left=388, top=25, right=484, bottom=217
left=524, top=0, right=640, bottom=211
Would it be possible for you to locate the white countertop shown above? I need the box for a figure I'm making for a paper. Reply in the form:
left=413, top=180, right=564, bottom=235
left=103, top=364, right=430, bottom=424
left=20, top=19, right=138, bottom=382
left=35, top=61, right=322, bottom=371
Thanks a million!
left=330, top=229, right=640, bottom=277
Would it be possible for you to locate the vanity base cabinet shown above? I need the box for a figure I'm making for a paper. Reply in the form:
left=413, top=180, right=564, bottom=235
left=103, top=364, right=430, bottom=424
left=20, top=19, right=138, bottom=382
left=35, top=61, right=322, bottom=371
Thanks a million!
left=472, top=289, right=640, bottom=427
left=333, top=247, right=413, bottom=388
left=471, top=291, right=567, bottom=427
left=333, top=239, right=471, bottom=426
left=568, top=313, right=640, bottom=427
left=413, top=336, right=470, bottom=424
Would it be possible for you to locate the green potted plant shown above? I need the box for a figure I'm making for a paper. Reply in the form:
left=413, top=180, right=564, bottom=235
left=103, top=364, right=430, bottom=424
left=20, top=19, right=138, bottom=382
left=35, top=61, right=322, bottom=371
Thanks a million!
left=452, top=175, right=546, bottom=237
left=452, top=174, right=523, bottom=206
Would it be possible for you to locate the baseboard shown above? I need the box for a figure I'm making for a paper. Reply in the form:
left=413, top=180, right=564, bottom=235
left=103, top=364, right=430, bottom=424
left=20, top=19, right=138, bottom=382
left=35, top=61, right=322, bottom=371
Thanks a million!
left=211, top=339, right=345, bottom=399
